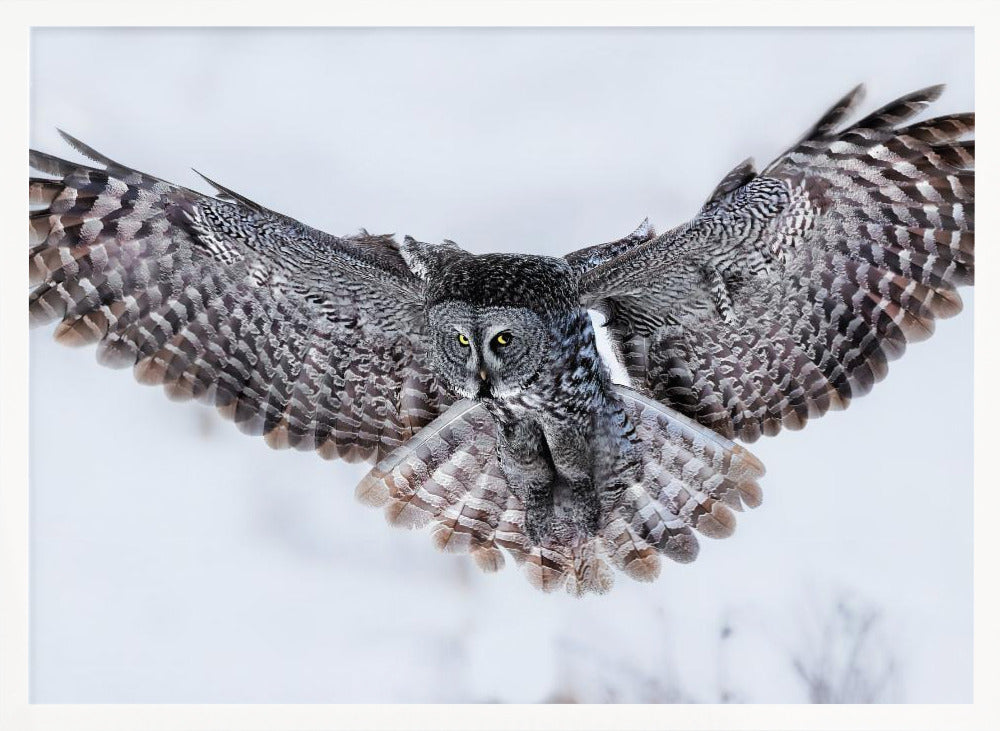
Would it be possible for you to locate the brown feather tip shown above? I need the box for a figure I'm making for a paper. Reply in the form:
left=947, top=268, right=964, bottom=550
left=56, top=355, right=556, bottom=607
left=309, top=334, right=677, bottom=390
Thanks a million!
left=694, top=502, right=737, bottom=539
left=355, top=469, right=391, bottom=507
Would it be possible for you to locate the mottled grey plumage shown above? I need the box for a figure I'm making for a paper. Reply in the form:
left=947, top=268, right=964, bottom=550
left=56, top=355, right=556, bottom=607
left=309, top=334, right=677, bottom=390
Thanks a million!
left=29, top=84, right=973, bottom=595
left=573, top=84, right=973, bottom=442
left=30, top=135, right=451, bottom=462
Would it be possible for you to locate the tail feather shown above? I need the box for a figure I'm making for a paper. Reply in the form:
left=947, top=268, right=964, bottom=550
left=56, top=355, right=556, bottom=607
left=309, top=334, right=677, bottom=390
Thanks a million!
left=355, top=389, right=765, bottom=595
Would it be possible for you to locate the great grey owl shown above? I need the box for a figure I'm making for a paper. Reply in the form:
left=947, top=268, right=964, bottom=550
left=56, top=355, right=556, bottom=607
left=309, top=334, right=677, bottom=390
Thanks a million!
left=29, top=85, right=974, bottom=595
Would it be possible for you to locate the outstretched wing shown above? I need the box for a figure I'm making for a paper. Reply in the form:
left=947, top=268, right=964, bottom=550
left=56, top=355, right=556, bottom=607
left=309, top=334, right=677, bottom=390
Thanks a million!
left=29, top=132, right=453, bottom=462
left=569, top=85, right=974, bottom=442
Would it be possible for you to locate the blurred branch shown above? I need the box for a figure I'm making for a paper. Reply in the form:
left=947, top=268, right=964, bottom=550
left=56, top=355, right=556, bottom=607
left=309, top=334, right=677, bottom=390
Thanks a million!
left=789, top=594, right=899, bottom=703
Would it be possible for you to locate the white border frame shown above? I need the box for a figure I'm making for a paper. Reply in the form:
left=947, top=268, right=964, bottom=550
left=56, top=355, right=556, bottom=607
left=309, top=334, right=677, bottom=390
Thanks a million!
left=2, top=2, right=996, bottom=729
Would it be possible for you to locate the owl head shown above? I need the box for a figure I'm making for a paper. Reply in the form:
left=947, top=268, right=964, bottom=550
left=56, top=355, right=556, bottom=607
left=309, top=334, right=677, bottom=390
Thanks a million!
left=404, top=241, right=580, bottom=401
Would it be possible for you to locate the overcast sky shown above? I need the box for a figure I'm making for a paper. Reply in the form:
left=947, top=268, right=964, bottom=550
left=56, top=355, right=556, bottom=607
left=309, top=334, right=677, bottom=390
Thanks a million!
left=29, top=27, right=973, bottom=703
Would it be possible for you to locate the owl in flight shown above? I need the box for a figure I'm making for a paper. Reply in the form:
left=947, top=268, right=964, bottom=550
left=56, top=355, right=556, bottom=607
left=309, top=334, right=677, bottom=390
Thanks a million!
left=29, top=85, right=974, bottom=595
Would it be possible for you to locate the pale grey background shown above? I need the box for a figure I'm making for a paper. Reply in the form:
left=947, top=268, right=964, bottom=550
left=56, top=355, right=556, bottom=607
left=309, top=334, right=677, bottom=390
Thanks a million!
left=29, top=27, right=973, bottom=703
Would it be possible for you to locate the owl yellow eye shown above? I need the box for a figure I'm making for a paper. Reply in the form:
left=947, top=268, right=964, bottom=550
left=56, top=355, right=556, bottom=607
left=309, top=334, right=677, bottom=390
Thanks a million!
left=494, top=332, right=512, bottom=347
left=457, top=333, right=471, bottom=347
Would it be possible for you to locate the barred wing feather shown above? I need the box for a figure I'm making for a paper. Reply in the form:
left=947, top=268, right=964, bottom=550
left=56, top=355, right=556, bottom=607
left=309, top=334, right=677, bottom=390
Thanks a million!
left=29, top=132, right=453, bottom=463
left=571, top=85, right=974, bottom=441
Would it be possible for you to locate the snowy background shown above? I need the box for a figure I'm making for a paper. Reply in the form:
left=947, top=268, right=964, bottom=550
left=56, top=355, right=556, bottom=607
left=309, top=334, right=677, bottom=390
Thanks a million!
left=29, top=27, right=973, bottom=703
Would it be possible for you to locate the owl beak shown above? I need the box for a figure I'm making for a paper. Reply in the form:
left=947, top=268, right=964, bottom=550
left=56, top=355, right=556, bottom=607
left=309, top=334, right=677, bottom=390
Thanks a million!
left=475, top=367, right=492, bottom=399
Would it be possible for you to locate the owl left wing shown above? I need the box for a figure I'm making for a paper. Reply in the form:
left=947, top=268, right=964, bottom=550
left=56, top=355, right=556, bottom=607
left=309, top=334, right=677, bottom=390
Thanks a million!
left=569, top=85, right=973, bottom=441
left=30, top=132, right=453, bottom=462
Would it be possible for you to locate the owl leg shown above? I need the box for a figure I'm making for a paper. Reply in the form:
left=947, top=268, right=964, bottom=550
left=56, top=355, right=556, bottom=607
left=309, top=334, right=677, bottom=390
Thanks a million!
left=496, top=420, right=556, bottom=544
left=523, top=486, right=556, bottom=545
left=567, top=478, right=600, bottom=536
left=545, top=426, right=600, bottom=536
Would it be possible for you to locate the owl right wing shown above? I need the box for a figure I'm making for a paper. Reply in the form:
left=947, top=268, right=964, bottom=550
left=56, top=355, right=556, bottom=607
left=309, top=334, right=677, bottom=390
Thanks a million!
left=30, top=132, right=453, bottom=463
left=569, top=85, right=973, bottom=442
